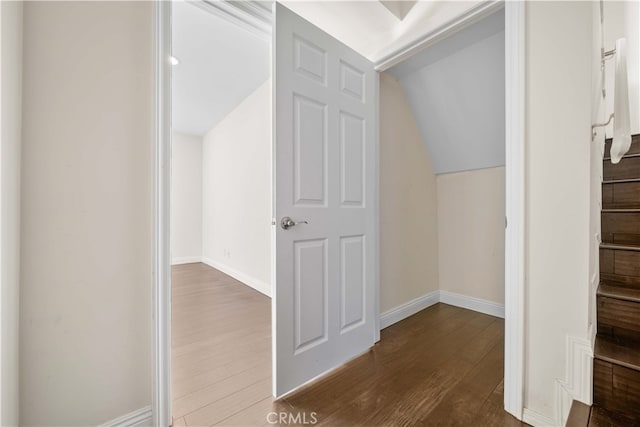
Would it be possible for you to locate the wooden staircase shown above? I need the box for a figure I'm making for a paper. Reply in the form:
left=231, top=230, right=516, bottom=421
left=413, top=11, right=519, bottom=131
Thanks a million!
left=592, top=134, right=640, bottom=425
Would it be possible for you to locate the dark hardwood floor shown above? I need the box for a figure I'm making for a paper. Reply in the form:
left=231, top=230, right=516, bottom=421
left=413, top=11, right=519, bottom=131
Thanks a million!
left=172, top=262, right=526, bottom=426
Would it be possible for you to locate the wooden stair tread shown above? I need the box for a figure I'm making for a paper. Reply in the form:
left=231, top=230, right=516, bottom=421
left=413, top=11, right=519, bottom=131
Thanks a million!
left=598, top=283, right=640, bottom=303
left=602, top=204, right=640, bottom=210
left=604, top=152, right=640, bottom=161
left=600, top=243, right=640, bottom=252
left=602, top=208, right=640, bottom=213
left=589, top=406, right=637, bottom=427
left=595, top=334, right=640, bottom=372
left=603, top=178, right=640, bottom=184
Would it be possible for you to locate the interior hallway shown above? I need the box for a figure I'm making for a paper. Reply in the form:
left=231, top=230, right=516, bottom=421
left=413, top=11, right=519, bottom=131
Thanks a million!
left=172, top=263, right=525, bottom=426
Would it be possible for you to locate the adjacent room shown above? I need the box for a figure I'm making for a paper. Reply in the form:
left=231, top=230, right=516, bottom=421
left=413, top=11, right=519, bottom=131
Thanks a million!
left=383, top=7, right=506, bottom=319
left=169, top=2, right=506, bottom=425
left=170, top=1, right=273, bottom=425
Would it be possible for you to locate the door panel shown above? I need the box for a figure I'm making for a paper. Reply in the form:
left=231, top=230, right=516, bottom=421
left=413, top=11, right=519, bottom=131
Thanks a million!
left=273, top=3, right=377, bottom=397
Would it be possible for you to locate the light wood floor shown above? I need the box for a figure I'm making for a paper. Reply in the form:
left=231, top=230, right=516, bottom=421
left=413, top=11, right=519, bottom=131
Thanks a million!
left=172, top=262, right=526, bottom=426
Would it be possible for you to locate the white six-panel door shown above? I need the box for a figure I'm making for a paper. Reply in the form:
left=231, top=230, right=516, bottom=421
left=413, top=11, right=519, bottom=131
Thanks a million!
left=273, top=3, right=377, bottom=397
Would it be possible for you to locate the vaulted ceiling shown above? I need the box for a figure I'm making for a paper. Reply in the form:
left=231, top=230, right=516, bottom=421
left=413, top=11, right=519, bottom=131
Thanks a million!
left=389, top=8, right=505, bottom=174
left=172, top=1, right=270, bottom=136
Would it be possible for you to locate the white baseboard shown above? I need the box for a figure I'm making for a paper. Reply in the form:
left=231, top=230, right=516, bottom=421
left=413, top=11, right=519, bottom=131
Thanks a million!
left=202, top=257, right=271, bottom=297
left=171, top=255, right=202, bottom=265
left=521, top=333, right=594, bottom=427
left=100, top=406, right=152, bottom=427
left=439, top=290, right=505, bottom=318
left=522, top=407, right=557, bottom=427
left=560, top=334, right=593, bottom=406
left=380, top=291, right=440, bottom=329
left=380, top=290, right=505, bottom=329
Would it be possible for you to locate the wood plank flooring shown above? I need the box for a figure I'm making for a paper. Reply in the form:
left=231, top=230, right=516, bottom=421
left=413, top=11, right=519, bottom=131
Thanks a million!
left=172, top=262, right=526, bottom=426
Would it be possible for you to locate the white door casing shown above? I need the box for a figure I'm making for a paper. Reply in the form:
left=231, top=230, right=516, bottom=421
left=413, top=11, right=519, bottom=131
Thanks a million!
left=273, top=3, right=378, bottom=398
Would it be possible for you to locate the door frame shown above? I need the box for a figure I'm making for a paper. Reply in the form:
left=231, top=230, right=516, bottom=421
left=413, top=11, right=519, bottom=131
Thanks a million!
left=152, top=0, right=526, bottom=424
left=152, top=1, right=172, bottom=426
left=373, top=0, right=526, bottom=421
left=151, top=1, right=379, bottom=424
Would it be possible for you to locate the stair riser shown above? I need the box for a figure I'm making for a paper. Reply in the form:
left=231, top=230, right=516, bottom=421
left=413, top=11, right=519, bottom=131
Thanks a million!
left=600, top=248, right=640, bottom=287
left=598, top=295, right=640, bottom=335
left=603, top=181, right=640, bottom=209
left=598, top=323, right=640, bottom=346
left=594, top=359, right=640, bottom=420
left=603, top=156, right=640, bottom=181
left=602, top=212, right=640, bottom=245
left=605, top=135, right=640, bottom=158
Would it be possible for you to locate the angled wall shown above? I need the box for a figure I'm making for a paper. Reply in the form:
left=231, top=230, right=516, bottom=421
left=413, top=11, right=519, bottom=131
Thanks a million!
left=389, top=9, right=505, bottom=175
left=379, top=72, right=440, bottom=313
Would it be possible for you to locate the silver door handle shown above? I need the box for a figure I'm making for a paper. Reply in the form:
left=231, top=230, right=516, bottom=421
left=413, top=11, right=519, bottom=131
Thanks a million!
left=281, top=217, right=308, bottom=230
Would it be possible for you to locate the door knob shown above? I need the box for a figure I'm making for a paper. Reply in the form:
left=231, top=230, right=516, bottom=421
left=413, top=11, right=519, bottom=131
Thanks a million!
left=281, top=217, right=308, bottom=230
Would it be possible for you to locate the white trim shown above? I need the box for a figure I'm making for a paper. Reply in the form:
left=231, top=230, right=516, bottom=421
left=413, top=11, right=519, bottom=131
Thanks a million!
left=522, top=408, right=557, bottom=427
left=380, top=291, right=440, bottom=330
left=171, top=256, right=202, bottom=265
left=439, top=291, right=505, bottom=319
left=191, top=0, right=273, bottom=41
left=373, top=71, right=381, bottom=343
left=380, top=290, right=505, bottom=330
left=522, top=334, right=594, bottom=427
left=100, top=406, right=153, bottom=427
left=201, top=257, right=271, bottom=297
left=504, top=0, right=526, bottom=420
left=560, top=334, right=594, bottom=406
left=374, top=0, right=504, bottom=71
left=152, top=1, right=172, bottom=426
left=0, top=4, right=4, bottom=422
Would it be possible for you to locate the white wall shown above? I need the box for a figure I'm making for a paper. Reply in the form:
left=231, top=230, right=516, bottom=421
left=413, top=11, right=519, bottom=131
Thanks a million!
left=1, top=1, right=23, bottom=424
left=523, top=1, right=593, bottom=422
left=20, top=2, right=152, bottom=424
left=171, top=132, right=203, bottom=264
left=379, top=72, right=439, bottom=313
left=202, top=80, right=272, bottom=296
left=590, top=0, right=606, bottom=349
left=437, top=167, right=505, bottom=305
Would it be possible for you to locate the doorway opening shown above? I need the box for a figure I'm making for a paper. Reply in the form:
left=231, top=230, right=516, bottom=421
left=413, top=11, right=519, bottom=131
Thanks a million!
left=153, top=1, right=525, bottom=424
left=169, top=1, right=273, bottom=425
left=375, top=4, right=509, bottom=420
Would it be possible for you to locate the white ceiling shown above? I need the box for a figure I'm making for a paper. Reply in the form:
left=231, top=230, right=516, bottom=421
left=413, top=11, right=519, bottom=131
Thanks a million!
left=172, top=1, right=270, bottom=136
left=280, top=0, right=484, bottom=63
left=389, top=8, right=505, bottom=174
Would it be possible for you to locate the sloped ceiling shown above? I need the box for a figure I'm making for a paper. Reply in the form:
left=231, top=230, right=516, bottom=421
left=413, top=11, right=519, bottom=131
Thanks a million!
left=389, top=8, right=505, bottom=174
left=172, top=1, right=270, bottom=136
